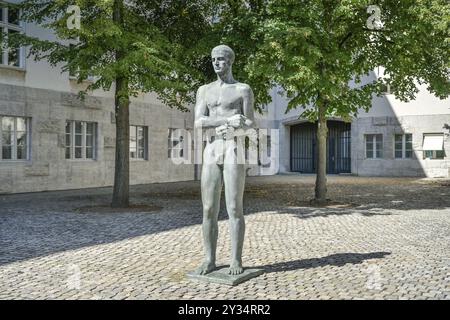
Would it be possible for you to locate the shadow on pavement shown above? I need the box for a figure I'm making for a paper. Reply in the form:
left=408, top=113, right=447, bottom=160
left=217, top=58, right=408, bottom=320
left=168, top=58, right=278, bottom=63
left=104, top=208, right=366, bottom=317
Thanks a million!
left=257, top=252, right=392, bottom=273
left=0, top=175, right=448, bottom=266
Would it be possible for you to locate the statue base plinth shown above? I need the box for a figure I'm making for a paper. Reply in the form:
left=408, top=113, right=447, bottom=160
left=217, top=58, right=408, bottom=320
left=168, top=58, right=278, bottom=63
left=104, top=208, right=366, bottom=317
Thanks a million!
left=187, top=266, right=264, bottom=286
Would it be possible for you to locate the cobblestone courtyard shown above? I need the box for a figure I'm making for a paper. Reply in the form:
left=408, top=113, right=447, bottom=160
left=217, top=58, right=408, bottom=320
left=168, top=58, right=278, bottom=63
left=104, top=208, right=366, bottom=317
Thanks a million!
left=0, top=175, right=449, bottom=300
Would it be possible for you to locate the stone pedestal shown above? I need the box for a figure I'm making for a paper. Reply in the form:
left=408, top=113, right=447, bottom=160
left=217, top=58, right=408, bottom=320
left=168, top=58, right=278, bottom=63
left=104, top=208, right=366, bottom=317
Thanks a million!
left=187, top=266, right=264, bottom=286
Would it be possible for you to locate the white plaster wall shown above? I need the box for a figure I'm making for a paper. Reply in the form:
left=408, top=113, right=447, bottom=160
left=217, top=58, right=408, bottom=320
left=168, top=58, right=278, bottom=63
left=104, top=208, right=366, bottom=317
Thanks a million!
left=0, top=19, right=172, bottom=108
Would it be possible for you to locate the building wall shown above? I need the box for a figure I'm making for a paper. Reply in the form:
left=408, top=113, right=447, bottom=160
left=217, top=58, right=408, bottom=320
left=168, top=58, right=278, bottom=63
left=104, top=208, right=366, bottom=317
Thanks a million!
left=351, top=114, right=450, bottom=178
left=359, top=88, right=450, bottom=118
left=350, top=81, right=450, bottom=177
left=0, top=15, right=203, bottom=193
left=1, top=14, right=449, bottom=194
left=0, top=79, right=279, bottom=193
left=275, top=91, right=450, bottom=177
left=0, top=83, right=195, bottom=194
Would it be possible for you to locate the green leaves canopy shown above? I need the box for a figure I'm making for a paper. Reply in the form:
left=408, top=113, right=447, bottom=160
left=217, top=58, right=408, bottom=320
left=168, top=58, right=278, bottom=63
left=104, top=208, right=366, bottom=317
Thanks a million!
left=2, top=0, right=219, bottom=110
left=218, top=0, right=449, bottom=120
left=1, top=0, right=448, bottom=118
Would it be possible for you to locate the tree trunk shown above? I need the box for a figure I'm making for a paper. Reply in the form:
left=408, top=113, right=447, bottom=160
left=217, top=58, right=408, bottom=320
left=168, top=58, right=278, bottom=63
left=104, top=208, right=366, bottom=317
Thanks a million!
left=112, top=77, right=130, bottom=208
left=111, top=0, right=129, bottom=208
left=314, top=101, right=328, bottom=205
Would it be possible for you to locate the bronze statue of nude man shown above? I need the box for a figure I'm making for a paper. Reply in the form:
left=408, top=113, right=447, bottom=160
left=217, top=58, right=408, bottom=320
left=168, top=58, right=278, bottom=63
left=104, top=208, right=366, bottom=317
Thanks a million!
left=194, top=45, right=255, bottom=275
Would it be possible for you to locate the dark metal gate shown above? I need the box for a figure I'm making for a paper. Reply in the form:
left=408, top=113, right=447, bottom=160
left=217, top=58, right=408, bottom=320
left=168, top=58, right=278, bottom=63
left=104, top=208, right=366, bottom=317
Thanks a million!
left=290, top=121, right=351, bottom=174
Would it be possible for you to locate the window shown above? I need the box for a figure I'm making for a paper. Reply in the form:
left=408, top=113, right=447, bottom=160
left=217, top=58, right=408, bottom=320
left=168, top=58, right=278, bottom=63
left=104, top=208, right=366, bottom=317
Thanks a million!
left=168, top=128, right=185, bottom=159
left=424, top=150, right=445, bottom=159
left=260, top=134, right=272, bottom=168
left=65, top=121, right=96, bottom=160
left=395, top=134, right=413, bottom=159
left=130, top=125, right=147, bottom=159
left=68, top=66, right=93, bottom=81
left=243, top=129, right=259, bottom=163
left=0, top=6, right=23, bottom=68
left=0, top=116, right=29, bottom=160
left=267, top=135, right=272, bottom=158
left=380, top=83, right=394, bottom=95
left=423, top=133, right=445, bottom=159
left=68, top=44, right=96, bottom=82
left=365, top=134, right=383, bottom=159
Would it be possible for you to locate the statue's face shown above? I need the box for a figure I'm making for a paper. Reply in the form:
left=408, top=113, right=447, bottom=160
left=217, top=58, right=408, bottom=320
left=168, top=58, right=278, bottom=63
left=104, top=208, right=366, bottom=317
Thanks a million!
left=212, top=51, right=232, bottom=75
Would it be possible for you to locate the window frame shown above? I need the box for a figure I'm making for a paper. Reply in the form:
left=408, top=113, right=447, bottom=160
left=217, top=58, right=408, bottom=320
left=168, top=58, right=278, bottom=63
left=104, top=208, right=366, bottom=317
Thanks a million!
left=65, top=120, right=97, bottom=160
left=423, top=150, right=445, bottom=160
left=68, top=41, right=96, bottom=82
left=365, top=134, right=383, bottom=159
left=168, top=128, right=185, bottom=160
left=0, top=115, right=30, bottom=161
left=394, top=133, right=413, bottom=159
left=0, top=6, right=25, bottom=69
left=423, top=133, right=445, bottom=160
left=260, top=132, right=272, bottom=168
left=130, top=125, right=148, bottom=160
left=381, top=83, right=394, bottom=95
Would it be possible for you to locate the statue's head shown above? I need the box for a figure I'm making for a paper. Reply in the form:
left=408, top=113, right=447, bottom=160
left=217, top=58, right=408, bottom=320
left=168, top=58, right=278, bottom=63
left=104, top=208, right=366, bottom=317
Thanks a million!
left=211, top=45, right=235, bottom=75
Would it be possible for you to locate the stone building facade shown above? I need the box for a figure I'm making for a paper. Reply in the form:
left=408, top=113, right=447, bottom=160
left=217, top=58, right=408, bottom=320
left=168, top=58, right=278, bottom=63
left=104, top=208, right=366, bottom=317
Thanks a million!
left=0, top=6, right=449, bottom=194
left=0, top=4, right=275, bottom=194
left=0, top=81, right=198, bottom=193
left=271, top=68, right=450, bottom=178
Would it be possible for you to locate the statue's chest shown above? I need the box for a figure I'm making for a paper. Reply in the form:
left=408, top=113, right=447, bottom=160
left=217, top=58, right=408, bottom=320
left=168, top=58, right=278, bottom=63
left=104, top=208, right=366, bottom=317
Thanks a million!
left=205, top=86, right=242, bottom=114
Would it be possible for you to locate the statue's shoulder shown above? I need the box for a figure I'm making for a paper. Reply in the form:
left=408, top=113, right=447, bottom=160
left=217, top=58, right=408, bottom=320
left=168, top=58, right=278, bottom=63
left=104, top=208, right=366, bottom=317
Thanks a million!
left=235, top=82, right=252, bottom=94
left=197, top=83, right=214, bottom=95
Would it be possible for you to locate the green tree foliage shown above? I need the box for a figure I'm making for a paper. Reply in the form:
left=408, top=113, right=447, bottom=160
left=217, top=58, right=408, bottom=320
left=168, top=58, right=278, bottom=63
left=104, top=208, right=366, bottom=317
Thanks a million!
left=209, top=0, right=271, bottom=112
left=246, top=0, right=449, bottom=119
left=7, top=0, right=217, bottom=108
left=1, top=0, right=218, bottom=206
left=218, top=0, right=449, bottom=203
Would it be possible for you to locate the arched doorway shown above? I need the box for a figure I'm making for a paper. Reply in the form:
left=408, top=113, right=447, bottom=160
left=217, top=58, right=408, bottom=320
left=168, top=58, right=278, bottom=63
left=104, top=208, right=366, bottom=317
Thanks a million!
left=290, top=120, right=351, bottom=174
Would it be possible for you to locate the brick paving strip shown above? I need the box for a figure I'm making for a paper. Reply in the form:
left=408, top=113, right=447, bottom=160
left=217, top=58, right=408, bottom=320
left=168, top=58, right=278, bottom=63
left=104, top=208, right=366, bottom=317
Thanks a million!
left=0, top=175, right=449, bottom=300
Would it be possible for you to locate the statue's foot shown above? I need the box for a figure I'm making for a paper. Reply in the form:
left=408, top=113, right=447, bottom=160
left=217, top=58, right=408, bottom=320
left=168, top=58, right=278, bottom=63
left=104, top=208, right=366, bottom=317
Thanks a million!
left=228, top=261, right=244, bottom=275
left=195, top=261, right=216, bottom=275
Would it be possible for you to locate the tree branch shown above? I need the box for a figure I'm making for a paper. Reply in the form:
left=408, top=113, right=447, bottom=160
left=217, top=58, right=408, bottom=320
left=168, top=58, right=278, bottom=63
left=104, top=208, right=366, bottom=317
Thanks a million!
left=339, top=32, right=353, bottom=48
left=362, top=27, right=392, bottom=33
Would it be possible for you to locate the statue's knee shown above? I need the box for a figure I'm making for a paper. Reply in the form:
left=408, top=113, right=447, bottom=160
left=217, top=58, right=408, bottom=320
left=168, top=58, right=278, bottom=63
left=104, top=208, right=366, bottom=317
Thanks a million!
left=203, top=205, right=216, bottom=218
left=228, top=211, right=244, bottom=223
left=227, top=206, right=237, bottom=216
left=226, top=204, right=242, bottom=216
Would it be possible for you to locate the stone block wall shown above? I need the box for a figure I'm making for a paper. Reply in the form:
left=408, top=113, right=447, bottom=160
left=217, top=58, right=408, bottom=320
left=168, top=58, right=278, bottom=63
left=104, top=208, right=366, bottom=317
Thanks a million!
left=0, top=83, right=195, bottom=193
left=351, top=115, right=450, bottom=177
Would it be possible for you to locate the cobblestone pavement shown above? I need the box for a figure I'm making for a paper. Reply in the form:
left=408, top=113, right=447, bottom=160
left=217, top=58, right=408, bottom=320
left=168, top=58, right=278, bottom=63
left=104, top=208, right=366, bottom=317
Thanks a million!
left=0, top=175, right=449, bottom=300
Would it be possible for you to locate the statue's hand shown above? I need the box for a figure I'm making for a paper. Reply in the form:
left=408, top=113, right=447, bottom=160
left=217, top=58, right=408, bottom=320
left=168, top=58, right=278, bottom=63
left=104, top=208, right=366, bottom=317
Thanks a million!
left=215, top=124, right=235, bottom=140
left=215, top=124, right=227, bottom=137
left=227, top=114, right=246, bottom=129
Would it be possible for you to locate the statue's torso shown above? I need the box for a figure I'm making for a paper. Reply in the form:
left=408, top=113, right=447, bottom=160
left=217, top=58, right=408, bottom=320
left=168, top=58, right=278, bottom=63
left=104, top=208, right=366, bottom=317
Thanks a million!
left=204, top=82, right=246, bottom=119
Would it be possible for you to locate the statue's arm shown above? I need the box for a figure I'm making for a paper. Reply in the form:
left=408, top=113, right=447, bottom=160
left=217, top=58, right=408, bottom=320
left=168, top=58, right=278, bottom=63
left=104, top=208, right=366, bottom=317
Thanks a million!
left=194, top=85, right=227, bottom=129
left=227, top=85, right=255, bottom=138
left=241, top=85, right=255, bottom=129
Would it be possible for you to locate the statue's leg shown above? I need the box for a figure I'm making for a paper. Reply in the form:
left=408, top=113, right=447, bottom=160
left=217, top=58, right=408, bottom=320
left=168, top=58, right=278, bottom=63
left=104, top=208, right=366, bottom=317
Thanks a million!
left=223, top=161, right=246, bottom=275
left=196, top=152, right=223, bottom=275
